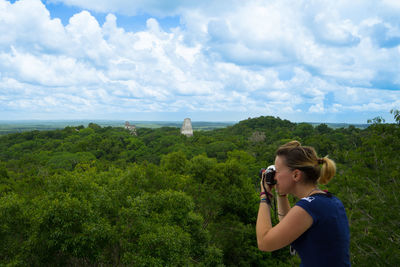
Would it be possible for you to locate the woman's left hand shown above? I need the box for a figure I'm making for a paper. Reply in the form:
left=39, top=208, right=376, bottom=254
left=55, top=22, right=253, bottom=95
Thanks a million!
left=260, top=174, right=274, bottom=193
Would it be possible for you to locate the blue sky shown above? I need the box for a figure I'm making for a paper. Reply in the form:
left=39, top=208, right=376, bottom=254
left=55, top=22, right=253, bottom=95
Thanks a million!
left=1, top=0, right=400, bottom=123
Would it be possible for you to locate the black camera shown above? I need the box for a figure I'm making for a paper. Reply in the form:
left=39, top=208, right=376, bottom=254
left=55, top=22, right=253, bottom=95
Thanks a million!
left=259, top=165, right=276, bottom=185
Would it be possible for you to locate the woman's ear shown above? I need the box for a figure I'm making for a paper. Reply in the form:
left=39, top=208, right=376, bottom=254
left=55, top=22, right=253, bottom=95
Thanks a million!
left=292, top=169, right=302, bottom=182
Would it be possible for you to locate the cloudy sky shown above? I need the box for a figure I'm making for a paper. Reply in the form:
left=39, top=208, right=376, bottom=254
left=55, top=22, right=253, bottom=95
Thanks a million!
left=1, top=0, right=399, bottom=123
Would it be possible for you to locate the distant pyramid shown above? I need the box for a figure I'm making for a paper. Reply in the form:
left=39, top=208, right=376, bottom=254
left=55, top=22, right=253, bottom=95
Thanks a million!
left=124, top=121, right=137, bottom=136
left=181, top=118, right=193, bottom=137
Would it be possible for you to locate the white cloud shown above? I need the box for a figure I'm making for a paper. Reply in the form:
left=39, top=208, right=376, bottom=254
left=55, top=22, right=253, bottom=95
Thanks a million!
left=0, top=0, right=67, bottom=52
left=309, top=103, right=325, bottom=113
left=0, top=47, right=102, bottom=86
left=0, top=0, right=399, bottom=122
left=313, top=16, right=360, bottom=46
left=382, top=0, right=400, bottom=9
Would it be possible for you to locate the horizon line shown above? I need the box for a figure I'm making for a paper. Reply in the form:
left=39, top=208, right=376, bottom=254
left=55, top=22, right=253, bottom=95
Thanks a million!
left=0, top=119, right=370, bottom=125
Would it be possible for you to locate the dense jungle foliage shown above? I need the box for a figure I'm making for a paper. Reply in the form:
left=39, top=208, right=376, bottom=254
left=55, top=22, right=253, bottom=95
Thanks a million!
left=0, top=115, right=399, bottom=266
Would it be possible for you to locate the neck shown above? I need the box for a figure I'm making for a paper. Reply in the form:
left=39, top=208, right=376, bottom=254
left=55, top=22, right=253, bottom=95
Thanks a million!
left=292, top=184, right=319, bottom=199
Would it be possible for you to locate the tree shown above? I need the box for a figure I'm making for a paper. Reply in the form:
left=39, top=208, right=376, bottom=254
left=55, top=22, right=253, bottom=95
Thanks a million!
left=0, top=193, right=30, bottom=265
left=1, top=115, right=400, bottom=266
left=118, top=190, right=222, bottom=266
left=315, top=123, right=332, bottom=134
left=160, top=151, right=188, bottom=174
left=390, top=109, right=400, bottom=124
left=294, top=123, right=315, bottom=139
left=206, top=141, right=237, bottom=161
left=88, top=123, right=101, bottom=130
left=367, top=116, right=385, bottom=124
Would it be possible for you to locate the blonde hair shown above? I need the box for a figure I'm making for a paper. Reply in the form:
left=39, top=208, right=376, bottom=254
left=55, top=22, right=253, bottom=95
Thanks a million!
left=276, top=140, right=336, bottom=185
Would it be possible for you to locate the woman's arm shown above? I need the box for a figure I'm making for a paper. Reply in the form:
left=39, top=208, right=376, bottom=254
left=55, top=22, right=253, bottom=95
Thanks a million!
left=277, top=195, right=291, bottom=221
left=257, top=175, right=313, bottom=252
left=256, top=201, right=272, bottom=248
left=256, top=204, right=313, bottom=252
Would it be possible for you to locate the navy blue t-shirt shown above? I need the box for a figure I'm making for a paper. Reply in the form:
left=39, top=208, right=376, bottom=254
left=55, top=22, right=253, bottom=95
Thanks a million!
left=292, top=193, right=350, bottom=267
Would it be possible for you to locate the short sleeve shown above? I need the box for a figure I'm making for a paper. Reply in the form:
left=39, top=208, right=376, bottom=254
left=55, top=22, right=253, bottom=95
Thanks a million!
left=295, top=197, right=319, bottom=225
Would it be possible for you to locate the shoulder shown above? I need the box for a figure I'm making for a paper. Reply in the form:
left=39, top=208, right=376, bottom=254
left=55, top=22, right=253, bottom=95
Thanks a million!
left=296, top=194, right=325, bottom=208
left=295, top=194, right=332, bottom=224
left=296, top=193, right=334, bottom=207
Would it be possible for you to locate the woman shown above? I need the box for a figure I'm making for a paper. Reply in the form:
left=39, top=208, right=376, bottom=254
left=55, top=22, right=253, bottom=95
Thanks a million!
left=256, top=141, right=350, bottom=266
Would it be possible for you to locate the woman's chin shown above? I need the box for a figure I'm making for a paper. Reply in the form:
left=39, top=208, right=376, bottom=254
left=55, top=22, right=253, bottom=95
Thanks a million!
left=277, top=187, right=285, bottom=195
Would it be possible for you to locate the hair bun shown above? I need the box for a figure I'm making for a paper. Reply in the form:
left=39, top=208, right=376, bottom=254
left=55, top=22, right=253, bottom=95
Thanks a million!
left=286, top=140, right=301, bottom=147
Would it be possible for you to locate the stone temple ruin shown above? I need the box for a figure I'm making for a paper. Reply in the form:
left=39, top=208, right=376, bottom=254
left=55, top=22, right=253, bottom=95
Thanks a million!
left=124, top=121, right=137, bottom=136
left=181, top=118, right=193, bottom=137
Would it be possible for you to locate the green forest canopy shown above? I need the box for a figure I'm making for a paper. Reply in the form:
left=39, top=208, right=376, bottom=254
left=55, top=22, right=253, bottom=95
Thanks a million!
left=0, top=115, right=399, bottom=266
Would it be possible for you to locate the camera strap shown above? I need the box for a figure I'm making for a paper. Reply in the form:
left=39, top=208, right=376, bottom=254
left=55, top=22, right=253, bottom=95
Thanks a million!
left=290, top=245, right=297, bottom=255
